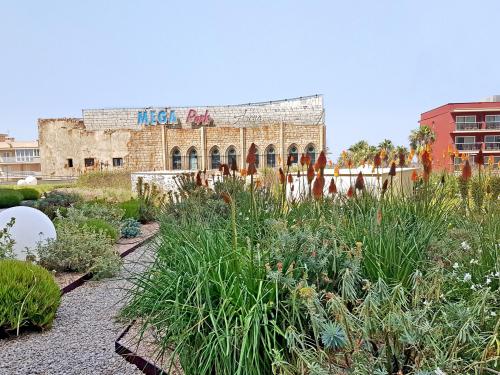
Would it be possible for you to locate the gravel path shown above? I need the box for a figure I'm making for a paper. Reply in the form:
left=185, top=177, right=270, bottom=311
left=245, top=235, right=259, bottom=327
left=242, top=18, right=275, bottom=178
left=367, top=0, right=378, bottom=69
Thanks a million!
left=0, top=245, right=153, bottom=375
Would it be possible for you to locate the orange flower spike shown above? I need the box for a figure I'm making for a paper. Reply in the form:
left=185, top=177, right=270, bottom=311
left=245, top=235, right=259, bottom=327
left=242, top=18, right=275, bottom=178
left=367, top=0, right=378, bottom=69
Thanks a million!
left=287, top=173, right=293, bottom=184
left=307, top=164, right=315, bottom=184
left=196, top=171, right=202, bottom=186
left=221, top=192, right=232, bottom=205
left=398, top=151, right=406, bottom=167
left=334, top=165, right=340, bottom=177
left=346, top=186, right=354, bottom=198
left=454, top=149, right=459, bottom=158
left=286, top=154, right=293, bottom=167
left=317, top=151, right=327, bottom=170
left=278, top=168, right=286, bottom=185
left=328, top=179, right=337, bottom=195
left=411, top=170, right=418, bottom=182
left=327, top=160, right=333, bottom=167
left=476, top=149, right=484, bottom=167
left=355, top=171, right=365, bottom=191
left=347, top=159, right=353, bottom=169
left=240, top=169, right=247, bottom=177
left=462, top=160, right=472, bottom=181
left=312, top=174, right=325, bottom=200
left=246, top=143, right=257, bottom=164
left=300, top=153, right=306, bottom=167
left=247, top=163, right=257, bottom=176
left=223, top=164, right=230, bottom=176
left=447, top=144, right=453, bottom=155
left=380, top=149, right=387, bottom=160
left=374, top=152, right=382, bottom=168
left=389, top=162, right=397, bottom=177
left=488, top=155, right=494, bottom=166
left=381, top=179, right=389, bottom=194
left=304, top=154, right=311, bottom=166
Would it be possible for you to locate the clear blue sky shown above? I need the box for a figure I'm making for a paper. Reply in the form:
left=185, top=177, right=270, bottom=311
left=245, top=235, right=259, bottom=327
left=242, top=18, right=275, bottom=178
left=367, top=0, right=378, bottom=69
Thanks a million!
left=1, top=0, right=499, bottom=157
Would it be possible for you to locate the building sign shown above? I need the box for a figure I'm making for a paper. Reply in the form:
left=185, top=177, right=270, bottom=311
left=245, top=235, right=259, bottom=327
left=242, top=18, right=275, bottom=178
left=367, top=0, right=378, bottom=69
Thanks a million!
left=137, top=110, right=177, bottom=125
left=186, top=109, right=213, bottom=126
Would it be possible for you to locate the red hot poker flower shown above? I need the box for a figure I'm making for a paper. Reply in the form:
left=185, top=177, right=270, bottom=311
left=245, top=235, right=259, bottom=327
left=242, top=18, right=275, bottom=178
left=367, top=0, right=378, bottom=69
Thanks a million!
left=312, top=173, right=325, bottom=200
left=462, top=160, right=472, bottom=181
left=279, top=168, right=286, bottom=185
left=389, top=162, right=397, bottom=177
left=287, top=154, right=293, bottom=167
left=300, top=153, right=306, bottom=167
left=196, top=171, right=202, bottom=186
left=374, top=152, right=382, bottom=168
left=381, top=179, right=389, bottom=194
left=346, top=186, right=354, bottom=198
left=328, top=178, right=337, bottom=195
left=307, top=164, right=315, bottom=184
left=398, top=151, right=406, bottom=167
left=317, top=151, right=327, bottom=170
left=476, top=149, right=484, bottom=167
left=246, top=143, right=257, bottom=164
left=411, top=170, right=418, bottom=182
left=355, top=171, right=365, bottom=191
left=223, top=164, right=230, bottom=176
left=304, top=154, right=311, bottom=166
left=287, top=173, right=293, bottom=184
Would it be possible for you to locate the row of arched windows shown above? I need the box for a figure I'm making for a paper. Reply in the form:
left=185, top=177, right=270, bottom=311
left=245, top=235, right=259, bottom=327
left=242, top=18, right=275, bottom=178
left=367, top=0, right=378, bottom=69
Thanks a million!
left=171, top=144, right=316, bottom=170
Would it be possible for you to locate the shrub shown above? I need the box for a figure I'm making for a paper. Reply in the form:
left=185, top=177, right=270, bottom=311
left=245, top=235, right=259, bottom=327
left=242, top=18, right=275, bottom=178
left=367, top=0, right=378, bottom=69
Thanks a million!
left=119, top=199, right=141, bottom=220
left=35, top=219, right=121, bottom=279
left=80, top=218, right=119, bottom=242
left=35, top=190, right=81, bottom=219
left=120, top=218, right=141, bottom=238
left=0, top=189, right=23, bottom=208
left=0, top=259, right=61, bottom=335
left=17, top=188, right=41, bottom=200
left=69, top=202, right=124, bottom=229
left=0, top=218, right=15, bottom=259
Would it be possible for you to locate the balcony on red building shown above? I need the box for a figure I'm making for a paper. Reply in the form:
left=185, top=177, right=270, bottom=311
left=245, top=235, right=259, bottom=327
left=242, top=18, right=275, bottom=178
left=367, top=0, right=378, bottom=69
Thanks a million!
left=420, top=96, right=500, bottom=172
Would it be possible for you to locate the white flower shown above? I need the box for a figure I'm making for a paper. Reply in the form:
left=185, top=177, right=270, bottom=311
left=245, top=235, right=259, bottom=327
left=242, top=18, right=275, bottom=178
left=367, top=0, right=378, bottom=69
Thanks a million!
left=463, top=273, right=472, bottom=282
left=470, top=259, right=478, bottom=265
left=461, top=241, right=471, bottom=251
left=435, top=368, right=446, bottom=375
left=491, top=311, right=497, bottom=317
left=486, top=278, right=492, bottom=285
left=471, top=284, right=476, bottom=291
left=423, top=300, right=431, bottom=306
left=495, top=271, right=500, bottom=277
left=452, top=263, right=459, bottom=269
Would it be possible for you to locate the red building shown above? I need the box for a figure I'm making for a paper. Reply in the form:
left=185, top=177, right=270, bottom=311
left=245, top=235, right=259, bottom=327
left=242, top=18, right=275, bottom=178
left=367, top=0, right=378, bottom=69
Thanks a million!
left=420, top=96, right=500, bottom=171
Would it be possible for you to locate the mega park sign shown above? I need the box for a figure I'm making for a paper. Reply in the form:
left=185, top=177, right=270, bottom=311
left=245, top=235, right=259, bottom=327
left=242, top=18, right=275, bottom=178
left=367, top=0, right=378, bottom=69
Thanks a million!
left=137, top=109, right=213, bottom=127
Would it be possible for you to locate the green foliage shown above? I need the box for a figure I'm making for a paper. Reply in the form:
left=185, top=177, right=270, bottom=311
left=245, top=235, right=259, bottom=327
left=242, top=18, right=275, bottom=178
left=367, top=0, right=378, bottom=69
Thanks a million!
left=77, top=170, right=131, bottom=190
left=0, top=218, right=15, bottom=259
left=0, top=189, right=23, bottom=208
left=409, top=125, right=436, bottom=153
left=122, top=171, right=499, bottom=374
left=34, top=219, right=121, bottom=279
left=134, top=177, right=165, bottom=223
left=119, top=199, right=141, bottom=220
left=35, top=190, right=81, bottom=219
left=80, top=218, right=119, bottom=242
left=0, top=259, right=61, bottom=335
left=120, top=218, right=141, bottom=238
left=70, top=201, right=124, bottom=228
left=16, top=188, right=41, bottom=200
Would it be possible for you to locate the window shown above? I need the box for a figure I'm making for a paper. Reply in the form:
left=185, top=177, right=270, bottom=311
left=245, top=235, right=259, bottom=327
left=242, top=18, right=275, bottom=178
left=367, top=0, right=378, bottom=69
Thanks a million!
left=455, top=115, right=478, bottom=130
left=84, top=158, right=95, bottom=167
left=112, top=157, right=123, bottom=167
left=288, top=145, right=298, bottom=165
left=455, top=136, right=475, bottom=144
left=456, top=116, right=476, bottom=123
left=485, top=115, right=500, bottom=127
left=188, top=148, right=198, bottom=170
left=227, top=146, right=237, bottom=169
left=172, top=148, right=182, bottom=170
left=210, top=148, right=220, bottom=169
left=455, top=136, right=477, bottom=150
left=306, top=144, right=316, bottom=165
left=67, top=158, right=73, bottom=168
left=485, top=135, right=500, bottom=150
left=266, top=146, right=276, bottom=167
left=15, top=148, right=39, bottom=162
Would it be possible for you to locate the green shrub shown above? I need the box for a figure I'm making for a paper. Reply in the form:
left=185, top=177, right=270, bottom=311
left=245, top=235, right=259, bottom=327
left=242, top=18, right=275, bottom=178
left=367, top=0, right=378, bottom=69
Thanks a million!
left=80, top=218, right=119, bottom=242
left=119, top=199, right=141, bottom=220
left=35, top=190, right=81, bottom=219
left=0, top=259, right=61, bottom=335
left=35, top=219, right=121, bottom=279
left=120, top=218, right=141, bottom=238
left=17, top=188, right=41, bottom=200
left=0, top=189, right=23, bottom=208
left=0, top=218, right=15, bottom=259
left=69, top=202, right=124, bottom=229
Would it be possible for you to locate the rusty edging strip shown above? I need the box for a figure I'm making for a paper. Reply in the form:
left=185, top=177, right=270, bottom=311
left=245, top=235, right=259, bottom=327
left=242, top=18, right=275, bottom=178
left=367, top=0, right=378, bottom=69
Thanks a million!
left=115, top=323, right=167, bottom=375
left=60, top=231, right=157, bottom=296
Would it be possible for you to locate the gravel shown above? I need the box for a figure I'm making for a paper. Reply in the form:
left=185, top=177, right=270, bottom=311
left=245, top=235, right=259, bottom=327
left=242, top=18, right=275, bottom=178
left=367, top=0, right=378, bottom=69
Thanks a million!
left=0, top=245, right=154, bottom=375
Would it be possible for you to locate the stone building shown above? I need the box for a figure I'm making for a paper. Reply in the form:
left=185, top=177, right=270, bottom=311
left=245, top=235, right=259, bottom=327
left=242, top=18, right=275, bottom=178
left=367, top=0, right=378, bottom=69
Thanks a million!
left=38, top=95, right=326, bottom=178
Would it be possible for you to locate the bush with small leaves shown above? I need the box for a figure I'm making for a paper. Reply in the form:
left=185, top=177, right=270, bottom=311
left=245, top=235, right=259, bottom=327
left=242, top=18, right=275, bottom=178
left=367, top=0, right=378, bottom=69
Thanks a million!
left=0, top=189, right=23, bottom=208
left=121, top=218, right=141, bottom=238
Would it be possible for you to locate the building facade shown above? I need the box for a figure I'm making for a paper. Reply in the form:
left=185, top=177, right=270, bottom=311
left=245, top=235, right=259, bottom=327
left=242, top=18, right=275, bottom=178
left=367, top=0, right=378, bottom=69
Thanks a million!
left=0, top=134, right=41, bottom=180
left=420, top=96, right=500, bottom=171
left=38, top=95, right=326, bottom=178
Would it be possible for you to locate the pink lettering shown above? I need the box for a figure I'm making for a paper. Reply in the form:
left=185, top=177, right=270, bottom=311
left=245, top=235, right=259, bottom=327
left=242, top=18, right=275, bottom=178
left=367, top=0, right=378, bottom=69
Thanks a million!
left=186, top=109, right=212, bottom=125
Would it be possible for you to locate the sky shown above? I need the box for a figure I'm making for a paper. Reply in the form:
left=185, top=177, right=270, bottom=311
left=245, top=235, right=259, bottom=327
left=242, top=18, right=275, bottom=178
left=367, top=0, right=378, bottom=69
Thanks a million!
left=1, top=0, right=499, bottom=157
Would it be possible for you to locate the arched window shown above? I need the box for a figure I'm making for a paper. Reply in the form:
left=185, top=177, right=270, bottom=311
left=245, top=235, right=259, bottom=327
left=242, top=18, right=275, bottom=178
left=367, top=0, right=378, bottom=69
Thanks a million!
left=172, top=148, right=181, bottom=170
left=306, top=144, right=316, bottom=165
left=266, top=145, right=276, bottom=168
left=188, top=148, right=198, bottom=170
left=210, top=147, right=220, bottom=170
left=227, top=146, right=237, bottom=169
left=288, top=144, right=299, bottom=165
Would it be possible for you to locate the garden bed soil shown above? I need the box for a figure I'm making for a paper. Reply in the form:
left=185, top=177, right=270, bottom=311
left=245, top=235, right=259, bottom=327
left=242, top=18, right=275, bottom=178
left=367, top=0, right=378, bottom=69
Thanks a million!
left=116, top=322, right=183, bottom=375
left=54, top=222, right=159, bottom=293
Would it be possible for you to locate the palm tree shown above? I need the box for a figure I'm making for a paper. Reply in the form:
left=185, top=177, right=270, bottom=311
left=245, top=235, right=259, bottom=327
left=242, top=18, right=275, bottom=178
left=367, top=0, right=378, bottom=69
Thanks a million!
left=409, top=125, right=436, bottom=153
left=377, top=139, right=394, bottom=153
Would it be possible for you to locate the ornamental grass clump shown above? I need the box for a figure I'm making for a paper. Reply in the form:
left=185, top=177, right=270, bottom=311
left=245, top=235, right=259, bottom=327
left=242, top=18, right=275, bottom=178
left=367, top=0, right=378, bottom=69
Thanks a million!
left=0, top=259, right=61, bottom=336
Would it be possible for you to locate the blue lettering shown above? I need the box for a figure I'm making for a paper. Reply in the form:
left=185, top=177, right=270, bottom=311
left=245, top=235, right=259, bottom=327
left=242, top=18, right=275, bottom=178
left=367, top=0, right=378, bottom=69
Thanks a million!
left=169, top=110, right=177, bottom=124
left=158, top=110, right=167, bottom=124
left=138, top=111, right=149, bottom=125
left=150, top=111, right=157, bottom=125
